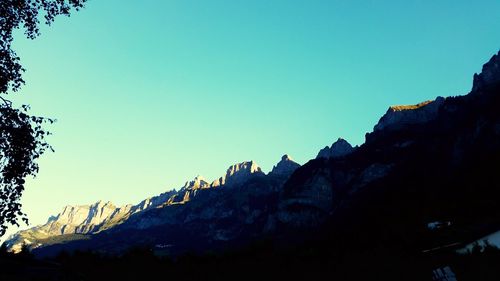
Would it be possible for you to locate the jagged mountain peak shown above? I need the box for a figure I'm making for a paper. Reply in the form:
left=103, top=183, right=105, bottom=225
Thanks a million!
left=225, top=161, right=263, bottom=179
left=331, top=138, right=352, bottom=150
left=181, top=175, right=209, bottom=190
left=270, top=154, right=301, bottom=177
left=211, top=160, right=264, bottom=187
left=60, top=200, right=114, bottom=214
left=231, top=160, right=261, bottom=172
left=317, top=138, right=355, bottom=159
left=473, top=50, right=500, bottom=92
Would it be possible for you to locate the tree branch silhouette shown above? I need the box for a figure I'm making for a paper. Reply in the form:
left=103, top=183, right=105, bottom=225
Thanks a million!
left=0, top=0, right=87, bottom=236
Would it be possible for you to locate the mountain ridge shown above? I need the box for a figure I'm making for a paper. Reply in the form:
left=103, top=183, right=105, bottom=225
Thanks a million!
left=278, top=49, right=500, bottom=257
left=5, top=156, right=300, bottom=253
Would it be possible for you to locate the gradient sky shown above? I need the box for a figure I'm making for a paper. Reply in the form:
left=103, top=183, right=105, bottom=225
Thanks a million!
left=4, top=0, right=500, bottom=238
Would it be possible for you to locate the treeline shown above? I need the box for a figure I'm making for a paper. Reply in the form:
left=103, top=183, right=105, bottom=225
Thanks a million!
left=2, top=239, right=500, bottom=281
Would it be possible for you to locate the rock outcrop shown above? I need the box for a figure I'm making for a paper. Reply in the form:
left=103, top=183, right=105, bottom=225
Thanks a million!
left=373, top=97, right=445, bottom=132
left=211, top=161, right=264, bottom=187
left=31, top=200, right=130, bottom=236
left=134, top=190, right=177, bottom=211
left=183, top=175, right=210, bottom=190
left=56, top=201, right=119, bottom=234
left=316, top=138, right=355, bottom=159
left=166, top=176, right=210, bottom=204
left=5, top=201, right=128, bottom=253
left=269, top=155, right=300, bottom=177
left=5, top=189, right=179, bottom=253
left=473, top=50, right=500, bottom=91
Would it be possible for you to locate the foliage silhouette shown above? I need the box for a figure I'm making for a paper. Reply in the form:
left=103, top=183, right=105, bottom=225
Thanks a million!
left=0, top=234, right=496, bottom=281
left=0, top=0, right=87, bottom=236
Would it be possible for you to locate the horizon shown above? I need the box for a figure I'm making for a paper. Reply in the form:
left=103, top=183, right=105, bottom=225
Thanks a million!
left=3, top=0, right=500, bottom=239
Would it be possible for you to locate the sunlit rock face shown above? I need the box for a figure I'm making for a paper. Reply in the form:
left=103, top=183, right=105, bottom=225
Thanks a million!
left=113, top=156, right=300, bottom=249
left=167, top=176, right=210, bottom=204
left=473, top=50, right=500, bottom=91
left=35, top=201, right=122, bottom=235
left=183, top=175, right=210, bottom=190
left=5, top=157, right=298, bottom=255
left=135, top=190, right=177, bottom=210
left=373, top=98, right=445, bottom=132
left=316, top=138, right=355, bottom=159
left=56, top=201, right=118, bottom=233
left=5, top=201, right=124, bottom=253
left=5, top=190, right=177, bottom=253
left=211, top=161, right=264, bottom=187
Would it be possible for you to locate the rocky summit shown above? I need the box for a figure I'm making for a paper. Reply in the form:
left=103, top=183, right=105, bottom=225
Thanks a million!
left=473, top=50, right=500, bottom=91
left=211, top=161, right=264, bottom=187
left=269, top=155, right=300, bottom=177
left=316, top=138, right=355, bottom=159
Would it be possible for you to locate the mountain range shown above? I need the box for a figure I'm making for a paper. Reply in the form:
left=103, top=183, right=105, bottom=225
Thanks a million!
left=5, top=50, right=500, bottom=261
left=5, top=155, right=302, bottom=254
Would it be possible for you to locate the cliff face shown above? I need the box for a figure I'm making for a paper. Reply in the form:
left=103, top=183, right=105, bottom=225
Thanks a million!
left=372, top=98, right=445, bottom=132
left=4, top=191, right=178, bottom=253
left=473, top=50, right=500, bottom=91
left=52, top=201, right=120, bottom=234
left=279, top=50, right=500, bottom=253
left=211, top=161, right=264, bottom=187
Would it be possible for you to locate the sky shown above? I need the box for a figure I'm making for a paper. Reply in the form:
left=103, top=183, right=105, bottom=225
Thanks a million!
left=3, top=0, right=500, bottom=238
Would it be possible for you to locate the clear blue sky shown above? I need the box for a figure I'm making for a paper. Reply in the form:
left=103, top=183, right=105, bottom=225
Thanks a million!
left=4, top=0, right=500, bottom=235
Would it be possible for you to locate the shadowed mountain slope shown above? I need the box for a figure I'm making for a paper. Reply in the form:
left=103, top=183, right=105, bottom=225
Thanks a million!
left=279, top=50, right=500, bottom=256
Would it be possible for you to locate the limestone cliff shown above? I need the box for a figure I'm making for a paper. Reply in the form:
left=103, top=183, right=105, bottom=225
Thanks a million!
left=211, top=161, right=264, bottom=187
left=5, top=190, right=176, bottom=253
